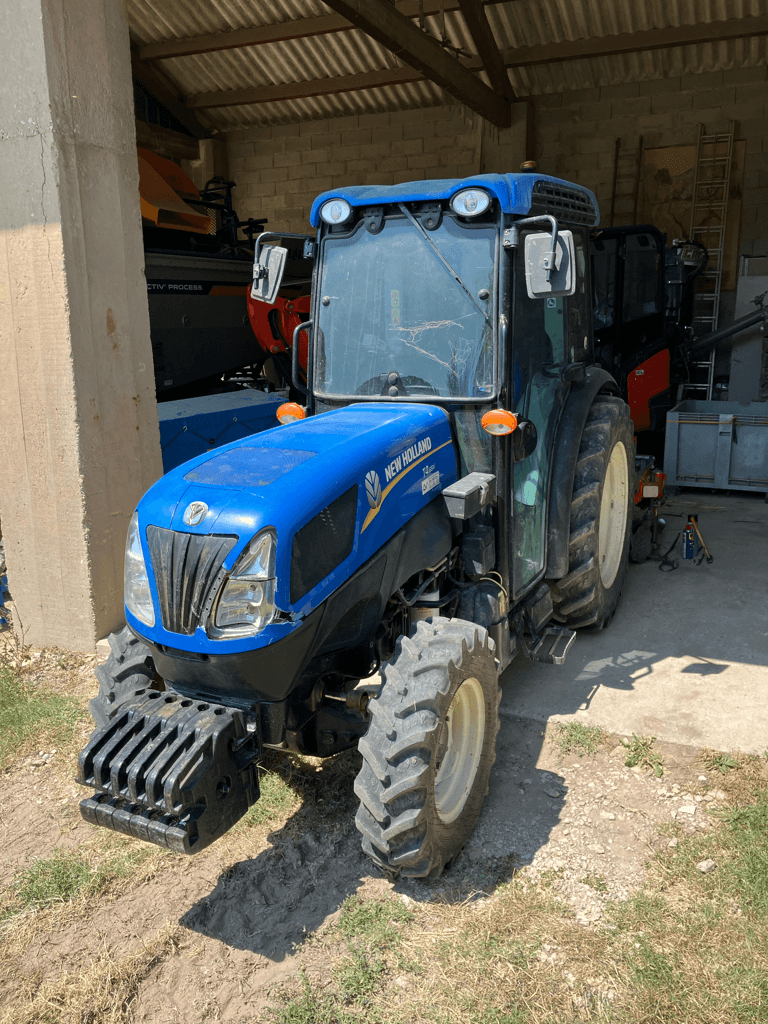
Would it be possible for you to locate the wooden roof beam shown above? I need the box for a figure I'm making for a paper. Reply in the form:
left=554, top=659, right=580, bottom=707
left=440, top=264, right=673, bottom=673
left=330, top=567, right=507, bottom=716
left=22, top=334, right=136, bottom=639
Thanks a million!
left=457, top=0, right=514, bottom=103
left=321, top=0, right=510, bottom=126
left=498, top=14, right=768, bottom=68
left=138, top=1, right=504, bottom=62
left=185, top=15, right=768, bottom=113
left=131, top=47, right=210, bottom=138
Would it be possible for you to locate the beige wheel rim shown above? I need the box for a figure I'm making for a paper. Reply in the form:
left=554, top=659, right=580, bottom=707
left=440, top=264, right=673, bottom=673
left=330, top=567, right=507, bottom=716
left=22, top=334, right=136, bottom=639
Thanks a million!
left=434, top=677, right=485, bottom=824
left=598, top=440, right=629, bottom=588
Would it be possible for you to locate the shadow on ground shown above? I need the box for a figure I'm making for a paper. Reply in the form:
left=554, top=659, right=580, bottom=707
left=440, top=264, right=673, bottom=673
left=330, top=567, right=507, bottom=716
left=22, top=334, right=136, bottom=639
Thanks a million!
left=179, top=735, right=567, bottom=960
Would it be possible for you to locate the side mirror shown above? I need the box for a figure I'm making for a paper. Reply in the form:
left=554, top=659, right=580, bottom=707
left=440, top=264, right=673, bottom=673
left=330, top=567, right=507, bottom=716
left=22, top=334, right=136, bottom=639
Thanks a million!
left=251, top=243, right=288, bottom=304
left=524, top=229, right=576, bottom=299
left=512, top=419, right=538, bottom=463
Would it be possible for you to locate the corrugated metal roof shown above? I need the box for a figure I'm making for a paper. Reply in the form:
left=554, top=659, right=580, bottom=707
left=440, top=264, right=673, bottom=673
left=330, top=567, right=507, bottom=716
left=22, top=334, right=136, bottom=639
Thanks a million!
left=126, top=0, right=768, bottom=130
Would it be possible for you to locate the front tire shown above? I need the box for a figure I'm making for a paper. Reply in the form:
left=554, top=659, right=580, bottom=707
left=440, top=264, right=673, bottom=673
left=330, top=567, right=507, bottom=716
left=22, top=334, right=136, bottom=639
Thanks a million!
left=552, top=395, right=633, bottom=629
left=354, top=618, right=500, bottom=878
left=89, top=626, right=162, bottom=728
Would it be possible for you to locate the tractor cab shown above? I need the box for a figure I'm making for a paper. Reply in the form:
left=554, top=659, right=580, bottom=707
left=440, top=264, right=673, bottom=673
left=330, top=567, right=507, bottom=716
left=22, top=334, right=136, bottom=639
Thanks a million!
left=255, top=173, right=601, bottom=604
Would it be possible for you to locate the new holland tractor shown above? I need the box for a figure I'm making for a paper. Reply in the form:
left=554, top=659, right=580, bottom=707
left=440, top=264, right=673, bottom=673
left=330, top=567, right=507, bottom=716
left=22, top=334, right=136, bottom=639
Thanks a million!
left=77, top=172, right=634, bottom=878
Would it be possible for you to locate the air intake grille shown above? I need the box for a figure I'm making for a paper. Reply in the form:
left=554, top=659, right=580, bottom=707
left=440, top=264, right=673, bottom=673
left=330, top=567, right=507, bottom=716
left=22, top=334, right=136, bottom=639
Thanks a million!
left=146, top=527, right=236, bottom=635
left=531, top=182, right=597, bottom=226
left=290, top=486, right=358, bottom=603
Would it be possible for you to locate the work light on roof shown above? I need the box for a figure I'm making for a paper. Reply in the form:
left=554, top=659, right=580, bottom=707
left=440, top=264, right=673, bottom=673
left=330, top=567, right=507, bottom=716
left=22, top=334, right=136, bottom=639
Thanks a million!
left=319, top=198, right=352, bottom=225
left=450, top=188, right=491, bottom=217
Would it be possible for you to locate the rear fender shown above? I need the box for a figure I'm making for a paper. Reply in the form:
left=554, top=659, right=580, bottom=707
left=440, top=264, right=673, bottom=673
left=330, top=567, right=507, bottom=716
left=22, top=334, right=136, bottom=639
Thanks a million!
left=545, top=368, right=620, bottom=579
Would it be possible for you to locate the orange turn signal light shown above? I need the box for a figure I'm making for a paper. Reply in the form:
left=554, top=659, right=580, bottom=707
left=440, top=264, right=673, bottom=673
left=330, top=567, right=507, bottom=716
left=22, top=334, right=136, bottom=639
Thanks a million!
left=276, top=402, right=306, bottom=425
left=481, top=409, right=518, bottom=436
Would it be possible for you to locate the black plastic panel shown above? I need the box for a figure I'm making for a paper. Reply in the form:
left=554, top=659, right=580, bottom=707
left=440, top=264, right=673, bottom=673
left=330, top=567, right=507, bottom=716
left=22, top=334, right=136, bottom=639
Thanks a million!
left=290, top=486, right=358, bottom=603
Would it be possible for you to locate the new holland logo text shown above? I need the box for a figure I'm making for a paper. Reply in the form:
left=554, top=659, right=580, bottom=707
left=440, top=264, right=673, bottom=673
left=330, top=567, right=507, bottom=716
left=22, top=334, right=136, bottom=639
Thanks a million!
left=365, top=470, right=382, bottom=509
left=182, top=501, right=208, bottom=526
left=384, top=436, right=432, bottom=483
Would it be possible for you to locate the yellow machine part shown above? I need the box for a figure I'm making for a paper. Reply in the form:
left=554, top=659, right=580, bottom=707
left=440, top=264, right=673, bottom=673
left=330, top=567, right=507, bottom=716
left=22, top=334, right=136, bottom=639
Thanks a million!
left=138, top=147, right=212, bottom=235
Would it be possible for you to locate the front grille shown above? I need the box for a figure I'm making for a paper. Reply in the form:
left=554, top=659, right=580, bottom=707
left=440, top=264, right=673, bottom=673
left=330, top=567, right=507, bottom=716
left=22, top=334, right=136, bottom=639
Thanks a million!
left=146, top=527, right=236, bottom=634
left=530, top=182, right=597, bottom=226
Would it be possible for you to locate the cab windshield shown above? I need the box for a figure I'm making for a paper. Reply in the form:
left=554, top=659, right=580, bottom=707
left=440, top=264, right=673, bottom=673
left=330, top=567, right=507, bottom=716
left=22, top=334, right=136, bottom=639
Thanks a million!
left=314, top=214, right=497, bottom=399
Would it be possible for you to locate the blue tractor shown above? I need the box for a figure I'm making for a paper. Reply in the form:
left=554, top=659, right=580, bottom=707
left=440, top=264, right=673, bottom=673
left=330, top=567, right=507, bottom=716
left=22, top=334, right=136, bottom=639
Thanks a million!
left=77, top=172, right=634, bottom=878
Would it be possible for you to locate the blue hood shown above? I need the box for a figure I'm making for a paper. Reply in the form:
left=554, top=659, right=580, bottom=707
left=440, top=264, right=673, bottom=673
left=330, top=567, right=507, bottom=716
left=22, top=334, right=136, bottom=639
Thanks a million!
left=130, top=403, right=458, bottom=654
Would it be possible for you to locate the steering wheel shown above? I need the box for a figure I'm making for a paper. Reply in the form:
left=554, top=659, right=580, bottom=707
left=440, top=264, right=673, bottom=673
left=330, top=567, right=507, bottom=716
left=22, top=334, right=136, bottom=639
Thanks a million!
left=355, top=374, right=440, bottom=397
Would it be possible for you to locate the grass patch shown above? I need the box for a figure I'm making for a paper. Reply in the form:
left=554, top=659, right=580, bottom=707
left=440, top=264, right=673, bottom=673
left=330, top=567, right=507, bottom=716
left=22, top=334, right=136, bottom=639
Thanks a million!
left=621, top=733, right=664, bottom=777
left=336, top=895, right=413, bottom=1001
left=337, top=892, right=413, bottom=944
left=0, top=666, right=85, bottom=769
left=274, top=777, right=768, bottom=1024
left=554, top=721, right=607, bottom=759
left=273, top=973, right=358, bottom=1024
left=235, top=761, right=300, bottom=830
left=3, top=842, right=155, bottom=921
left=581, top=873, right=607, bottom=893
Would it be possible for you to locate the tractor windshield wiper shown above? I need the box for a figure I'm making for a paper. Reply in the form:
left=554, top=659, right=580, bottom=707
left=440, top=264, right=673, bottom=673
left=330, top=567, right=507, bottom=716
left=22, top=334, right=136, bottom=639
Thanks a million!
left=398, top=204, right=490, bottom=323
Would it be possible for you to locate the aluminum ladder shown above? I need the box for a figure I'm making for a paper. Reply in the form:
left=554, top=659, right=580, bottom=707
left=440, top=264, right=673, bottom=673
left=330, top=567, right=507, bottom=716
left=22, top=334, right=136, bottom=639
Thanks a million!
left=684, top=121, right=736, bottom=400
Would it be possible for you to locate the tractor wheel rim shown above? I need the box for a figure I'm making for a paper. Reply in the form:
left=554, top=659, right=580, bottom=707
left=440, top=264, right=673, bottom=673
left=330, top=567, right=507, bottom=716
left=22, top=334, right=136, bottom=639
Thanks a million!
left=434, top=677, right=485, bottom=824
left=598, top=440, right=628, bottom=588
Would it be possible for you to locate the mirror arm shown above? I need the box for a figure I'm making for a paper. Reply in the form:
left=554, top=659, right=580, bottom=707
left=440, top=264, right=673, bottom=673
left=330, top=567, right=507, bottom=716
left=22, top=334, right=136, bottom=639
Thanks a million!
left=503, top=214, right=559, bottom=281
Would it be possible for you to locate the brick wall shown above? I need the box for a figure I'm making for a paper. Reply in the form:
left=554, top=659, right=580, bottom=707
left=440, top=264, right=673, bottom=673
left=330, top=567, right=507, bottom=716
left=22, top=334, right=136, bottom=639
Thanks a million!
left=227, top=104, right=479, bottom=235
left=534, top=67, right=768, bottom=258
left=226, top=101, right=532, bottom=235
left=226, top=68, right=768, bottom=282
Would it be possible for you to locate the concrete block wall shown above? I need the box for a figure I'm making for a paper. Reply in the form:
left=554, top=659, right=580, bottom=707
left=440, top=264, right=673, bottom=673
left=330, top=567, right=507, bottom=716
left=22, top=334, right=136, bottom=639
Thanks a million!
left=226, top=102, right=532, bottom=234
left=534, top=67, right=768, bottom=258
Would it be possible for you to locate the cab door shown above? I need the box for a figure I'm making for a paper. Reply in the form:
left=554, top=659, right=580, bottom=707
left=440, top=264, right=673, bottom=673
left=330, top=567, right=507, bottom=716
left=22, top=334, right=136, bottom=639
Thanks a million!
left=509, top=229, right=591, bottom=599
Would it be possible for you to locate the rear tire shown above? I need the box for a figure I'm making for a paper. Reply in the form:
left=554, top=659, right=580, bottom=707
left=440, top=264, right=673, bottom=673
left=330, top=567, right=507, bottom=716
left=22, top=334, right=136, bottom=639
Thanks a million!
left=354, top=618, right=500, bottom=878
left=552, top=395, right=633, bottom=629
left=89, top=626, right=162, bottom=729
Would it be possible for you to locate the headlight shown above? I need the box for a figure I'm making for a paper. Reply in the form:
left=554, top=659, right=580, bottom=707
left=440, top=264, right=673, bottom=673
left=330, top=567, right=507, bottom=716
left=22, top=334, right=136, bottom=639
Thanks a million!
left=211, top=530, right=277, bottom=637
left=124, top=512, right=154, bottom=627
left=450, top=188, right=491, bottom=217
left=319, top=198, right=352, bottom=225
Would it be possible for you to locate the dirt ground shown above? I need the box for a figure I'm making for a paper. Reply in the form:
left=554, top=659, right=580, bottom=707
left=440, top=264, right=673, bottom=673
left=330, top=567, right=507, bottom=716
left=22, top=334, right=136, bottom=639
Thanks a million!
left=0, top=645, right=741, bottom=1024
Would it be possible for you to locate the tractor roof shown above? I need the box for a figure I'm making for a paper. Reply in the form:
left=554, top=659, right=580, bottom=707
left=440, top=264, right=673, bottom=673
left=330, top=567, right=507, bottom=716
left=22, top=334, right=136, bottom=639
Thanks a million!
left=309, top=172, right=599, bottom=228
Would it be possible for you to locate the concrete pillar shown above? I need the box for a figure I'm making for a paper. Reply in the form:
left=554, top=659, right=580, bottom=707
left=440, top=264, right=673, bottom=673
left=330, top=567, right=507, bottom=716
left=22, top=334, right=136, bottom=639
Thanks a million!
left=0, top=0, right=163, bottom=651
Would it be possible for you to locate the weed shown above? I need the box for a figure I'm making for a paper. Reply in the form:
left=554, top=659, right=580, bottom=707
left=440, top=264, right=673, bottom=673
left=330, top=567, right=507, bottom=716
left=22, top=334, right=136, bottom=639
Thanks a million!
left=582, top=873, right=608, bottom=893
left=705, top=751, right=740, bottom=775
left=621, top=733, right=664, bottom=776
left=337, top=945, right=386, bottom=1000
left=0, top=666, right=84, bottom=769
left=554, top=721, right=607, bottom=759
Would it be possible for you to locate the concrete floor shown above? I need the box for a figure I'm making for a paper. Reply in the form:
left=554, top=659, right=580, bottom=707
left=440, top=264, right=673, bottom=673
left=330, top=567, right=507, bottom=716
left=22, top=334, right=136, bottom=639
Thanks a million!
left=501, top=490, right=768, bottom=755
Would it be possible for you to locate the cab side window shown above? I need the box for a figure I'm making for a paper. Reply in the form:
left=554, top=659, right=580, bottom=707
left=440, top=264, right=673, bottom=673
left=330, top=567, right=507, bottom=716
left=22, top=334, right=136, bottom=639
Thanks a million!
left=544, top=297, right=566, bottom=364
left=568, top=229, right=590, bottom=363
